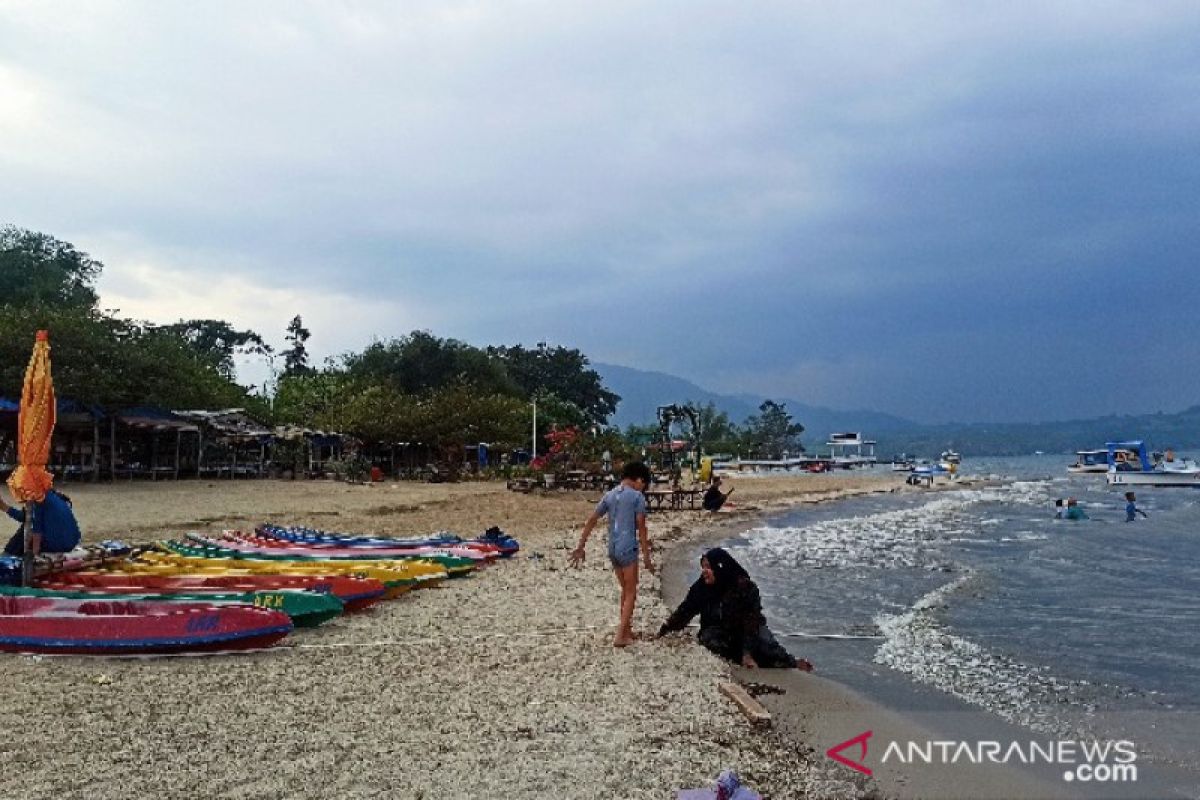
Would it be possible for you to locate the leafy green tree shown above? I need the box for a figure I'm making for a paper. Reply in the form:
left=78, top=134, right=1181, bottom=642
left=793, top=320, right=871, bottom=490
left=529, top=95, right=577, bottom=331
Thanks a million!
left=692, top=401, right=741, bottom=454
left=488, top=342, right=619, bottom=426
left=0, top=307, right=255, bottom=410
left=273, top=372, right=348, bottom=427
left=156, top=319, right=272, bottom=380
left=0, top=226, right=103, bottom=310
left=425, top=384, right=529, bottom=449
left=623, top=423, right=659, bottom=451
left=531, top=389, right=588, bottom=434
left=343, top=331, right=515, bottom=396
left=742, top=400, right=805, bottom=458
left=327, top=384, right=418, bottom=443
left=282, top=314, right=313, bottom=377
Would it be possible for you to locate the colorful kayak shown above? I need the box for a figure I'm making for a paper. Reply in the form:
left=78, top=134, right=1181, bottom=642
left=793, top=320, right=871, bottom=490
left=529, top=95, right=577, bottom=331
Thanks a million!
left=1, top=585, right=342, bottom=628
left=162, top=539, right=472, bottom=578
left=256, top=524, right=520, bottom=557
left=200, top=530, right=496, bottom=564
left=112, top=551, right=446, bottom=595
left=39, top=572, right=386, bottom=613
left=0, top=595, right=292, bottom=655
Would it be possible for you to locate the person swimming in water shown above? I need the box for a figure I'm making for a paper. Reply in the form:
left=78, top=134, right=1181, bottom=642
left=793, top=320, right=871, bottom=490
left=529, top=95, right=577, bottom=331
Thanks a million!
left=1064, top=498, right=1088, bottom=521
left=1125, top=491, right=1148, bottom=522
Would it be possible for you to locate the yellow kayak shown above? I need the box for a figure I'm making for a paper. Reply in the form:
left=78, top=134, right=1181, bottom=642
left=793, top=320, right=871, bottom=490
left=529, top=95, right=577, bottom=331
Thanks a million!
left=106, top=553, right=446, bottom=599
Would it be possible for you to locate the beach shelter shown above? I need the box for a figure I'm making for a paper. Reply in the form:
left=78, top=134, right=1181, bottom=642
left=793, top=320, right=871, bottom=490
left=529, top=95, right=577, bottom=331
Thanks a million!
left=6, top=331, right=56, bottom=585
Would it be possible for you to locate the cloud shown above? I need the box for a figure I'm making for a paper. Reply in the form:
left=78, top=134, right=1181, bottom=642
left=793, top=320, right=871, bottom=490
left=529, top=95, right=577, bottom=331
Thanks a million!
left=91, top=232, right=439, bottom=387
left=3, top=1, right=1200, bottom=421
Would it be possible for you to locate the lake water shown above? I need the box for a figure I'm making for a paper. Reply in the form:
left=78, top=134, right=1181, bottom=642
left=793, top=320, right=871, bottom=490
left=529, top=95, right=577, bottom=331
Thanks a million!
left=707, top=456, right=1200, bottom=785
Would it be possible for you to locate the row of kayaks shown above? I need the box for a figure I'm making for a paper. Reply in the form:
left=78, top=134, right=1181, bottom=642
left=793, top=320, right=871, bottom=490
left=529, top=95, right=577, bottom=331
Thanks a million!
left=0, top=525, right=518, bottom=656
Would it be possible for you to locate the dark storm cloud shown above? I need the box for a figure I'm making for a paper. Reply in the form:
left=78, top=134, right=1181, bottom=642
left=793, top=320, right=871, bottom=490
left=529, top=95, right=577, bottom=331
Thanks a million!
left=2, top=2, right=1198, bottom=421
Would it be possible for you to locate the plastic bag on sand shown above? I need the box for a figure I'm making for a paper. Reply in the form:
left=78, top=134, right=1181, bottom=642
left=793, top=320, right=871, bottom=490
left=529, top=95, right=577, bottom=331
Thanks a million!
left=675, top=769, right=761, bottom=800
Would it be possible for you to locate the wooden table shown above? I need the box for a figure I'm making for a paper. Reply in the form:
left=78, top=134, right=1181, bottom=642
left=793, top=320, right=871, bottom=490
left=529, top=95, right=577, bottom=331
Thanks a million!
left=644, top=487, right=704, bottom=511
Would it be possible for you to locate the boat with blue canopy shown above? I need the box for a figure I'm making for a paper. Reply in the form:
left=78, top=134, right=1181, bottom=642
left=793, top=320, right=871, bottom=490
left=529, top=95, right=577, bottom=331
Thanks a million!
left=1105, top=441, right=1200, bottom=487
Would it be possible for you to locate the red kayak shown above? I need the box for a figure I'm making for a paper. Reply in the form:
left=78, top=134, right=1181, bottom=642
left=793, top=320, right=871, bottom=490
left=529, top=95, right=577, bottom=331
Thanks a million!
left=40, top=573, right=387, bottom=613
left=0, top=595, right=292, bottom=656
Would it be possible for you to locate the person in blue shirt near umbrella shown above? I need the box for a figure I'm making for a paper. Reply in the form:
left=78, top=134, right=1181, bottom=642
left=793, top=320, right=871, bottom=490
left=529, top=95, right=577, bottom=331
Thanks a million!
left=0, top=487, right=82, bottom=555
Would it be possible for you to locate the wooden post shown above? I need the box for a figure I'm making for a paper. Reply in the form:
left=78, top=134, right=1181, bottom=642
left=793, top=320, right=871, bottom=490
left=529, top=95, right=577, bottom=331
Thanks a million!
left=718, top=681, right=772, bottom=728
left=231, top=440, right=237, bottom=479
left=259, top=443, right=265, bottom=479
left=20, top=501, right=34, bottom=586
left=174, top=429, right=182, bottom=480
left=92, top=420, right=100, bottom=482
left=197, top=427, right=204, bottom=477
left=109, top=416, right=116, bottom=482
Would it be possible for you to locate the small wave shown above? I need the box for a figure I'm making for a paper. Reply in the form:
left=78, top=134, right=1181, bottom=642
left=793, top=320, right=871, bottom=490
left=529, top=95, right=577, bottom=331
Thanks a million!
left=744, top=485, right=1056, bottom=570
left=743, top=498, right=966, bottom=569
left=874, top=576, right=1091, bottom=734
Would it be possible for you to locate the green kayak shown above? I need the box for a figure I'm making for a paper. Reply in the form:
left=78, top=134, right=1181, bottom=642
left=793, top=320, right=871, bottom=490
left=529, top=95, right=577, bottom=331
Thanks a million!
left=0, top=585, right=343, bottom=628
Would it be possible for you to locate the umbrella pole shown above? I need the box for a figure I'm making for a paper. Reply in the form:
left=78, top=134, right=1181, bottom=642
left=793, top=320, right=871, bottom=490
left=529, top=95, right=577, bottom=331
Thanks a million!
left=20, top=501, right=33, bottom=586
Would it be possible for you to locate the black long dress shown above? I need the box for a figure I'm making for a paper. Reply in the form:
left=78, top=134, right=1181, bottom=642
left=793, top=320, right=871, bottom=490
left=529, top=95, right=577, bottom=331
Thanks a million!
left=658, top=572, right=798, bottom=668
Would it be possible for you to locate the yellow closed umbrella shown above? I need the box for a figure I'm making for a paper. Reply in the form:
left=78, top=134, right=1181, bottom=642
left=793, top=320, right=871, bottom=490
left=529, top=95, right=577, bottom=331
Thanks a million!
left=7, top=330, right=56, bottom=584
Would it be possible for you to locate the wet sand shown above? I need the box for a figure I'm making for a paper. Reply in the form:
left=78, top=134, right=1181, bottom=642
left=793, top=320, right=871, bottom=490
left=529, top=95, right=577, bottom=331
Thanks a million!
left=1, top=473, right=901, bottom=799
left=658, top=477, right=1089, bottom=800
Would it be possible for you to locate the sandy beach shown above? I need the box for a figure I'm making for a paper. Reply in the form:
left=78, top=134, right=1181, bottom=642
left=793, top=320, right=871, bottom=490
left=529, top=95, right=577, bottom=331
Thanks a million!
left=0, top=472, right=918, bottom=799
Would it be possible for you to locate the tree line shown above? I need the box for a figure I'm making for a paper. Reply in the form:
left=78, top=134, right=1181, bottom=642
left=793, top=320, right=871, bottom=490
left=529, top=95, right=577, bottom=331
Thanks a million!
left=2, top=225, right=816, bottom=465
left=0, top=225, right=620, bottom=459
left=625, top=399, right=805, bottom=461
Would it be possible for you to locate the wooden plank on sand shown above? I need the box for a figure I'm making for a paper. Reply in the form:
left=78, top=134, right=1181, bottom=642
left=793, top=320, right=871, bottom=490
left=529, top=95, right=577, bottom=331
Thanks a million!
left=719, top=681, right=772, bottom=728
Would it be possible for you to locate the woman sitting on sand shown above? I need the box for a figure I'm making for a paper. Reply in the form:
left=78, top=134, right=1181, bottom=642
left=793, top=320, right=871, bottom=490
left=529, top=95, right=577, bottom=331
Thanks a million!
left=658, top=547, right=812, bottom=670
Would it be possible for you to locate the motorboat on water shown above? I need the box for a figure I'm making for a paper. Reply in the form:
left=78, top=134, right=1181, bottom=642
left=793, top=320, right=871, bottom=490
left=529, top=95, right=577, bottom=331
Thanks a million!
left=890, top=454, right=916, bottom=471
left=1069, top=448, right=1137, bottom=474
left=1105, top=441, right=1200, bottom=487
left=938, top=450, right=962, bottom=473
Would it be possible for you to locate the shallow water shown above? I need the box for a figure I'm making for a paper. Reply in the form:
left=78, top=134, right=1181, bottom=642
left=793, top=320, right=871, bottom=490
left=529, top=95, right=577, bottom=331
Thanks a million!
left=711, top=456, right=1200, bottom=778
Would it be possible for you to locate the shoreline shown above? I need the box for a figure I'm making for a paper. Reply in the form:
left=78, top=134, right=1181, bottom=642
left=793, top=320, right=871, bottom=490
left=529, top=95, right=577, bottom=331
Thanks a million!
left=0, top=474, right=924, bottom=799
left=657, top=475, right=1078, bottom=800
left=5, top=471, right=1180, bottom=797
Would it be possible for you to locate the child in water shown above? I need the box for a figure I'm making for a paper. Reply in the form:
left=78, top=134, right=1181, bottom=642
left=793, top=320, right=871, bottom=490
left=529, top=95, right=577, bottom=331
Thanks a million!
left=1064, top=498, right=1088, bottom=520
left=1125, top=491, right=1148, bottom=522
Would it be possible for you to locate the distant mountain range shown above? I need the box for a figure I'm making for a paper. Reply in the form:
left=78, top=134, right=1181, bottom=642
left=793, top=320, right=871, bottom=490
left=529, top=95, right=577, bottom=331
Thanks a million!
left=594, top=362, right=1200, bottom=457
left=595, top=362, right=917, bottom=436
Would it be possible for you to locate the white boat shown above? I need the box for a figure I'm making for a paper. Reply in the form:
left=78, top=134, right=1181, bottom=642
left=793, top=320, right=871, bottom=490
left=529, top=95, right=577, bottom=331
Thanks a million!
left=939, top=450, right=962, bottom=473
left=827, top=433, right=878, bottom=469
left=1105, top=441, right=1200, bottom=487
left=1068, top=448, right=1137, bottom=474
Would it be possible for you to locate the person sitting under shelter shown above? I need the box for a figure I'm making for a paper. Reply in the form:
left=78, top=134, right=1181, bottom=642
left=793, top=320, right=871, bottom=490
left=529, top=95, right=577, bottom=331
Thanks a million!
left=702, top=477, right=734, bottom=512
left=0, top=487, right=82, bottom=556
left=658, top=547, right=811, bottom=670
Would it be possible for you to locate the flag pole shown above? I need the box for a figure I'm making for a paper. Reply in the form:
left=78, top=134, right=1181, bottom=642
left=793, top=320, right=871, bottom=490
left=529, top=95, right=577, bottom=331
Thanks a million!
left=20, top=502, right=33, bottom=586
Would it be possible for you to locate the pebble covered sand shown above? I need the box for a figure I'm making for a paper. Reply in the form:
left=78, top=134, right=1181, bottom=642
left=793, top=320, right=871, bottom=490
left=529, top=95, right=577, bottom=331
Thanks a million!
left=0, top=474, right=901, bottom=799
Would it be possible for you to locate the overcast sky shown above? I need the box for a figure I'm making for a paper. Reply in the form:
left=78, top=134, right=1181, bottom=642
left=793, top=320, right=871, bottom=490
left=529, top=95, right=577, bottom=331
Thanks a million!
left=3, top=1, right=1198, bottom=423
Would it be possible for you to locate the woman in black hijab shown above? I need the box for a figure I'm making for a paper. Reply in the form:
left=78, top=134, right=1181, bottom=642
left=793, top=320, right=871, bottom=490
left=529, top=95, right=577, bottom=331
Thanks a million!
left=658, top=547, right=812, bottom=670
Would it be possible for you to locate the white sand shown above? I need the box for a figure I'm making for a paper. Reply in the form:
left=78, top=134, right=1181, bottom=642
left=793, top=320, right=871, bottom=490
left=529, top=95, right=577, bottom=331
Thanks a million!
left=0, top=473, right=903, bottom=798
